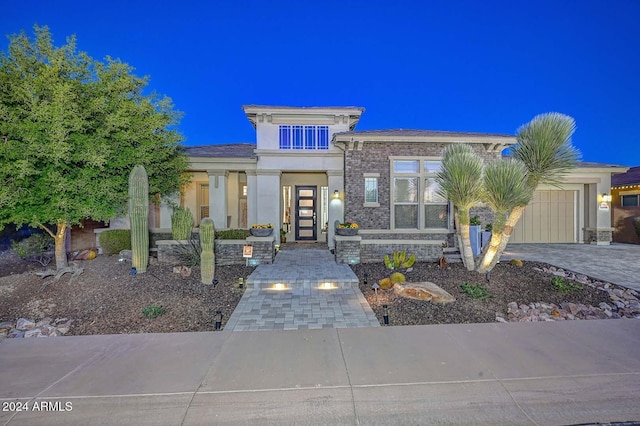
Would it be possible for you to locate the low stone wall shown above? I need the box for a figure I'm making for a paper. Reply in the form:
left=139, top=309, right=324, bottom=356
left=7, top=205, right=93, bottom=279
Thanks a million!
left=360, top=239, right=444, bottom=263
left=334, top=236, right=361, bottom=264
left=245, top=236, right=275, bottom=266
left=156, top=239, right=247, bottom=265
left=334, top=236, right=445, bottom=264
left=584, top=228, right=613, bottom=245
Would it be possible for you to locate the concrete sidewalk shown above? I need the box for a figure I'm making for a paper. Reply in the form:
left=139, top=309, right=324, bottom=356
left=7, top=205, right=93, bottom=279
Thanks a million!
left=1, top=320, right=639, bottom=425
left=503, top=243, right=640, bottom=291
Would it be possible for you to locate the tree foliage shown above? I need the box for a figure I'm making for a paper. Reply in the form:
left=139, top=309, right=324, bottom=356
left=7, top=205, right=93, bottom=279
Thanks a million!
left=0, top=25, right=189, bottom=269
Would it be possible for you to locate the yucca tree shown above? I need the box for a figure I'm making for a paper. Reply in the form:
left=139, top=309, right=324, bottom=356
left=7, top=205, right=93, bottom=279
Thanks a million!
left=435, top=145, right=484, bottom=271
left=476, top=113, right=580, bottom=273
left=476, top=159, right=530, bottom=272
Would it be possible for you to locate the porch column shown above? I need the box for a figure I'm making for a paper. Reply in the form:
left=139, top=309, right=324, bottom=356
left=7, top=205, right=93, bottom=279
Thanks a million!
left=207, top=171, right=228, bottom=229
left=246, top=171, right=258, bottom=228
left=591, top=177, right=614, bottom=245
left=256, top=170, right=281, bottom=238
left=327, top=170, right=344, bottom=249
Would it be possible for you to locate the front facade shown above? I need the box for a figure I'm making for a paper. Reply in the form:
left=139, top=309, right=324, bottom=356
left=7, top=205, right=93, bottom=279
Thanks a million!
left=164, top=105, right=625, bottom=253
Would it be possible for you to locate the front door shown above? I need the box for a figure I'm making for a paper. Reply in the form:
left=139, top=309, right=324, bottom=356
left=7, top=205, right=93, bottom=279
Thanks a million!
left=295, top=186, right=317, bottom=241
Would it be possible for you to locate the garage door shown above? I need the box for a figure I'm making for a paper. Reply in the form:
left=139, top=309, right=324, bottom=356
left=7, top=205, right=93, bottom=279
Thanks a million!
left=510, top=190, right=576, bottom=243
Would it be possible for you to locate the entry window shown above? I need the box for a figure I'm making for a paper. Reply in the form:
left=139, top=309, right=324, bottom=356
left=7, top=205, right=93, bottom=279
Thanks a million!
left=197, top=183, right=209, bottom=224
left=279, top=125, right=329, bottom=150
left=391, top=158, right=449, bottom=230
left=621, top=194, right=639, bottom=207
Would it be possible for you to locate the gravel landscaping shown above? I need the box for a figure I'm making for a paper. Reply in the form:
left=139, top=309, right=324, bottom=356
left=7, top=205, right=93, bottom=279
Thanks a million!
left=0, top=249, right=637, bottom=338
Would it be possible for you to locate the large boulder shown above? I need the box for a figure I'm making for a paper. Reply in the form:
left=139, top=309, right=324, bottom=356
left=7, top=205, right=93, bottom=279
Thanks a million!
left=393, top=282, right=456, bottom=304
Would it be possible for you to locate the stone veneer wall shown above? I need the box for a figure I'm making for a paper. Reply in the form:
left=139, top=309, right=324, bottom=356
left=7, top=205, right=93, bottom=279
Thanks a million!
left=334, top=236, right=361, bottom=264
left=584, top=228, right=613, bottom=245
left=344, top=142, right=501, bottom=231
left=360, top=240, right=443, bottom=263
left=245, top=236, right=275, bottom=265
left=156, top=239, right=250, bottom=265
left=334, top=236, right=444, bottom=264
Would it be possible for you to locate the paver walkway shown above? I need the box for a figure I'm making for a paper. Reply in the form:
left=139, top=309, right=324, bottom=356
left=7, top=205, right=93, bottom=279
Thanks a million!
left=224, top=248, right=380, bottom=331
left=502, top=243, right=640, bottom=291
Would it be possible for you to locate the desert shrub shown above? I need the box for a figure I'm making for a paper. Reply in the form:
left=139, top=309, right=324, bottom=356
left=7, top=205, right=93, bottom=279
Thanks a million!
left=11, top=233, right=53, bottom=259
left=460, top=281, right=492, bottom=300
left=100, top=230, right=132, bottom=255
left=383, top=251, right=416, bottom=270
left=216, top=229, right=251, bottom=239
left=551, top=276, right=582, bottom=293
left=175, top=239, right=202, bottom=266
left=379, top=277, right=394, bottom=290
left=390, top=272, right=406, bottom=284
left=142, top=305, right=165, bottom=319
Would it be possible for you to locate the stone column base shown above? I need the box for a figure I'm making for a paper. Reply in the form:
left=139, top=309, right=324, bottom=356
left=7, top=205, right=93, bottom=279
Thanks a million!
left=585, top=228, right=613, bottom=245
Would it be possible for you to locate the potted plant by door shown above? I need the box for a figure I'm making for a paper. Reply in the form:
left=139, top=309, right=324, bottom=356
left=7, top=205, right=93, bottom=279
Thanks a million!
left=280, top=228, right=287, bottom=243
left=250, top=224, right=273, bottom=237
left=336, top=221, right=359, bottom=236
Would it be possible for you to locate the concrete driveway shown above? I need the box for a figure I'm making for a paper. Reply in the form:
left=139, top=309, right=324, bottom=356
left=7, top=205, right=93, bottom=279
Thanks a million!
left=502, top=243, right=640, bottom=291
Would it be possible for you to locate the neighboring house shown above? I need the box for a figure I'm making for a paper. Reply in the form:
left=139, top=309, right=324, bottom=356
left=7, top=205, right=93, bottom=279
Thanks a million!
left=611, top=166, right=640, bottom=244
left=164, top=105, right=626, bottom=254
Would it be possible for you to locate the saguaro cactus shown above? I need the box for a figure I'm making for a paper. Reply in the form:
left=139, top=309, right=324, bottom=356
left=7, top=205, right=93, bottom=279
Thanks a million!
left=129, top=165, right=149, bottom=273
left=200, top=217, right=216, bottom=284
left=171, top=206, right=194, bottom=240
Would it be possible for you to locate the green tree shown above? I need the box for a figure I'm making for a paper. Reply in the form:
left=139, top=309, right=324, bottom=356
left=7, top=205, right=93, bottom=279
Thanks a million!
left=0, top=25, right=189, bottom=271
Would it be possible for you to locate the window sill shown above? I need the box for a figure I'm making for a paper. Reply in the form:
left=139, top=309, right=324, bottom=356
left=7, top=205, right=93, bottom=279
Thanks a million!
left=363, top=202, right=380, bottom=208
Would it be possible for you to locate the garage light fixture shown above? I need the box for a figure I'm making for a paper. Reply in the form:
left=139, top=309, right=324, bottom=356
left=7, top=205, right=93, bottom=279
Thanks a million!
left=602, top=193, right=612, bottom=203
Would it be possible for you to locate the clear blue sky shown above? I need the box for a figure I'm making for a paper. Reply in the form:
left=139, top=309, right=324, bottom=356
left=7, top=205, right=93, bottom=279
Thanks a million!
left=3, top=0, right=639, bottom=166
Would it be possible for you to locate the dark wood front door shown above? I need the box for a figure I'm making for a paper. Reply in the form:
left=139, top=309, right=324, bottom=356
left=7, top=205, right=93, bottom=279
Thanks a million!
left=295, top=186, right=317, bottom=241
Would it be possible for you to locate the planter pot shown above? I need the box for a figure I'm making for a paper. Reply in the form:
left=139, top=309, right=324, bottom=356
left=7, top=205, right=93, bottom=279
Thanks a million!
left=336, top=228, right=358, bottom=236
left=469, top=225, right=481, bottom=256
left=250, top=228, right=273, bottom=237
left=481, top=231, right=492, bottom=250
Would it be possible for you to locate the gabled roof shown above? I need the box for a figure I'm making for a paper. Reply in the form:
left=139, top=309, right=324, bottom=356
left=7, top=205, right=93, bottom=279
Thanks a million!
left=183, top=143, right=256, bottom=158
left=612, top=165, right=640, bottom=186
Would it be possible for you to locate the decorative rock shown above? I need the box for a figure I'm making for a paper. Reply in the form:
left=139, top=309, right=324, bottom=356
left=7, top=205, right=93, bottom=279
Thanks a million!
left=393, top=282, right=456, bottom=304
left=119, top=249, right=133, bottom=260
left=180, top=266, right=192, bottom=278
left=16, top=318, right=35, bottom=330
left=0, top=321, right=13, bottom=331
left=599, top=303, right=613, bottom=311
left=36, top=317, right=52, bottom=328
left=496, top=316, right=508, bottom=323
left=24, top=329, right=41, bottom=338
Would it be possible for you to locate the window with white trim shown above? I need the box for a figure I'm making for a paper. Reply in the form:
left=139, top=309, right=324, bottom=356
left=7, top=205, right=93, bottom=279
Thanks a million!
left=279, top=125, right=329, bottom=150
left=364, top=175, right=379, bottom=204
left=391, top=158, right=449, bottom=229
